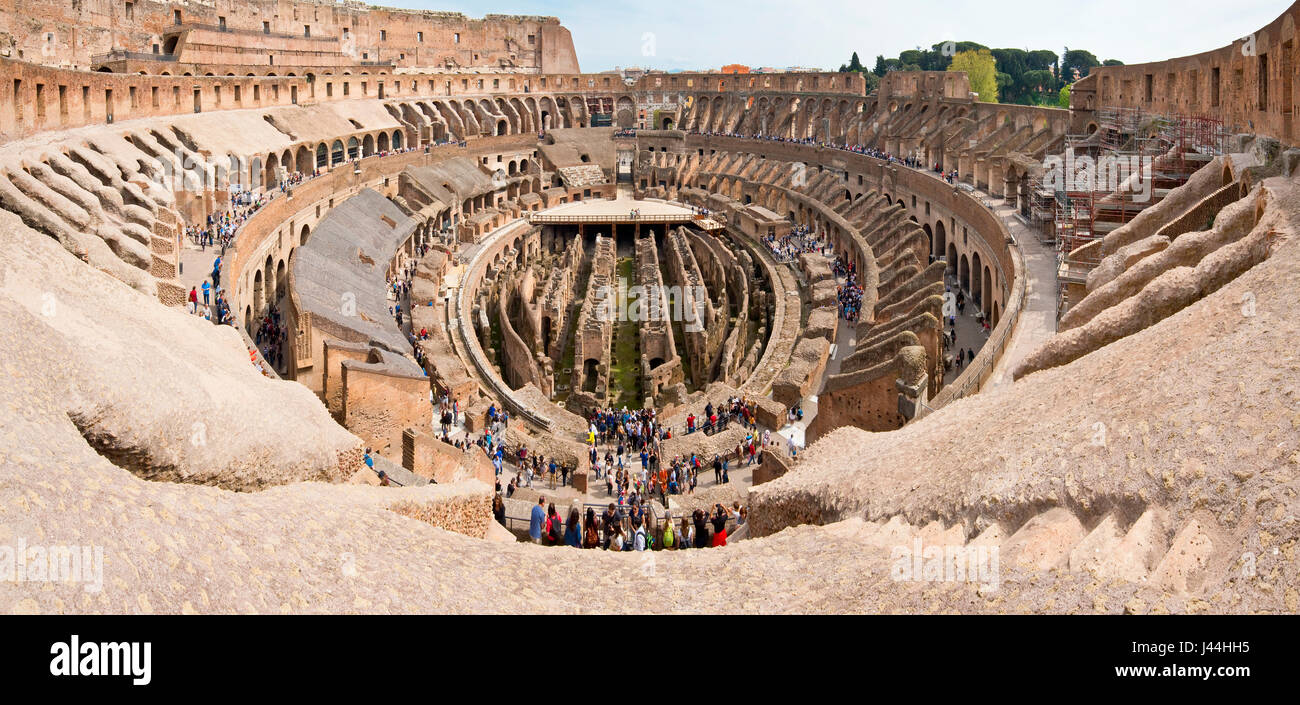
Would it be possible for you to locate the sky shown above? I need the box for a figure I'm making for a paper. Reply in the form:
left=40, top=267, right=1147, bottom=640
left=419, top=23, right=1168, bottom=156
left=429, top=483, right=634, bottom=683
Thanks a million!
left=417, top=0, right=1287, bottom=72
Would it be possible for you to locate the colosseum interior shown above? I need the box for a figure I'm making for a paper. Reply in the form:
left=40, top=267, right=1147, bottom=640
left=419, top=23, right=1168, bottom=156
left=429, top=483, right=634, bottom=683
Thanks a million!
left=0, top=0, right=1298, bottom=618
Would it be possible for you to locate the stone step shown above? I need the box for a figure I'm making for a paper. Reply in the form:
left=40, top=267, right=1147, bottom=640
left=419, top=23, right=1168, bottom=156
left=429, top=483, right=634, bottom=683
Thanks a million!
left=1151, top=517, right=1215, bottom=595
left=1067, top=512, right=1126, bottom=577
left=1001, top=507, right=1086, bottom=571
left=918, top=520, right=966, bottom=547
left=1109, top=506, right=1171, bottom=582
left=968, top=522, right=1008, bottom=547
left=864, top=515, right=916, bottom=548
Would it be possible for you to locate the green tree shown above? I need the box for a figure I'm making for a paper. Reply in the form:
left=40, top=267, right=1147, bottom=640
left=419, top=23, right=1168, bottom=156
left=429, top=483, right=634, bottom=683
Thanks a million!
left=1062, top=49, right=1100, bottom=78
left=1058, top=84, right=1071, bottom=108
left=848, top=51, right=863, bottom=72
left=1102, top=59, right=1124, bottom=66
left=1027, top=50, right=1058, bottom=71
left=873, top=54, right=889, bottom=77
left=950, top=49, right=999, bottom=103
left=862, top=71, right=880, bottom=94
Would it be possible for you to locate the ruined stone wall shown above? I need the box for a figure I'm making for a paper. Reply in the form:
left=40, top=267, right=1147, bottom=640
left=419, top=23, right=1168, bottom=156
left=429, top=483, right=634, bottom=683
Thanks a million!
left=570, top=234, right=614, bottom=411
left=385, top=481, right=495, bottom=539
left=403, top=428, right=495, bottom=486
left=497, top=280, right=541, bottom=391
left=0, top=0, right=578, bottom=74
left=662, top=225, right=720, bottom=385
left=321, top=339, right=371, bottom=418
left=633, top=232, right=680, bottom=399
left=341, top=359, right=432, bottom=460
left=1079, top=1, right=1300, bottom=144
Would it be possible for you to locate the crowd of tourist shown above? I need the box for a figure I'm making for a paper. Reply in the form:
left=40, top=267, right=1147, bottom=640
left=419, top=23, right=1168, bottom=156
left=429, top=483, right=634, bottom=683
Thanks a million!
left=253, top=305, right=289, bottom=372
left=761, top=223, right=828, bottom=262
left=510, top=493, right=746, bottom=551
left=837, top=272, right=864, bottom=322
left=684, top=397, right=759, bottom=436
left=185, top=188, right=277, bottom=252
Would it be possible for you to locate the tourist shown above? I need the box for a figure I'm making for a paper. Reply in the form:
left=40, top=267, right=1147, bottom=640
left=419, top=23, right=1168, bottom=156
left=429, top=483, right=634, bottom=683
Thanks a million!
left=546, top=502, right=562, bottom=545
left=632, top=515, right=647, bottom=551
left=601, top=503, right=620, bottom=550
left=529, top=496, right=546, bottom=544
left=732, top=502, right=746, bottom=526
left=711, top=504, right=729, bottom=547
left=582, top=508, right=601, bottom=548
left=493, top=494, right=506, bottom=527
left=693, top=509, right=710, bottom=549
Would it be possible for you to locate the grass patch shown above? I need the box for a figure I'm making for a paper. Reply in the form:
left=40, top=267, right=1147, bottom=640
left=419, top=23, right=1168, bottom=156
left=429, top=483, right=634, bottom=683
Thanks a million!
left=608, top=256, right=643, bottom=407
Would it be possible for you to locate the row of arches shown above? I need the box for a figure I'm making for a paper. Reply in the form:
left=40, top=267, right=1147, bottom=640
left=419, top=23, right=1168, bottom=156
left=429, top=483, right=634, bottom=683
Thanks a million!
left=254, top=129, right=405, bottom=188
left=383, top=94, right=600, bottom=144
left=680, top=93, right=867, bottom=142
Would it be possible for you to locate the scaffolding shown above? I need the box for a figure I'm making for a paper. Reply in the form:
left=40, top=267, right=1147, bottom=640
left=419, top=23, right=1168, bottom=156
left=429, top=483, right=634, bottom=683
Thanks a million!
left=1045, top=108, right=1230, bottom=319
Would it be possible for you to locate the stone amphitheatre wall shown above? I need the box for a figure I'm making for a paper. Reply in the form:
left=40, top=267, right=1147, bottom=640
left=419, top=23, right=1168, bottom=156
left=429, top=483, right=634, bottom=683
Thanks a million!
left=227, top=135, right=533, bottom=329
left=496, top=280, right=541, bottom=390
left=1076, top=1, right=1300, bottom=143
left=340, top=354, right=432, bottom=459
left=0, top=0, right=579, bottom=74
left=2, top=0, right=1299, bottom=612
left=653, top=133, right=1023, bottom=413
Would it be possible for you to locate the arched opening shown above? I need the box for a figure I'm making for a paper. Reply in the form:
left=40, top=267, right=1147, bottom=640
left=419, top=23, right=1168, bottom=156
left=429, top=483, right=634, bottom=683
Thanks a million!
left=582, top=359, right=599, bottom=393
left=275, top=260, right=287, bottom=301
left=982, top=265, right=993, bottom=317
left=264, top=255, right=275, bottom=309
left=392, top=130, right=404, bottom=149
left=362, top=134, right=375, bottom=157
left=330, top=140, right=345, bottom=166
left=378, top=132, right=390, bottom=152
left=253, top=270, right=264, bottom=314
left=315, top=143, right=328, bottom=170
left=300, top=224, right=311, bottom=246
left=959, top=254, right=970, bottom=293
left=934, top=220, right=947, bottom=260
left=264, top=152, right=279, bottom=188
left=970, top=252, right=982, bottom=304
left=946, top=242, right=958, bottom=277
left=295, top=145, right=312, bottom=173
